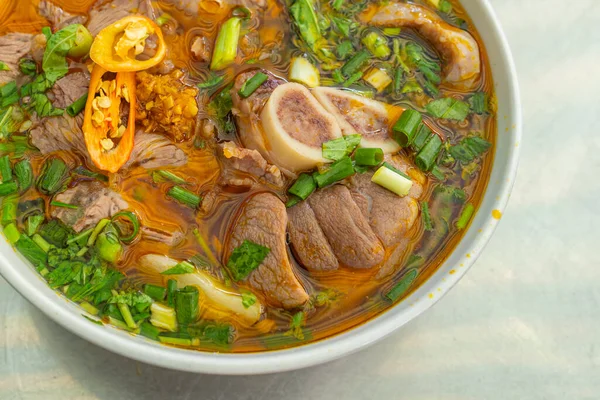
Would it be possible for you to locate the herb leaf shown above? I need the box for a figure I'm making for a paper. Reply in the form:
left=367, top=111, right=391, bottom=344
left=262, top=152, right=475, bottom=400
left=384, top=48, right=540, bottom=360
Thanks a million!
left=425, top=97, right=470, bottom=121
left=161, top=261, right=196, bottom=275
left=241, top=292, right=257, bottom=308
left=42, top=24, right=87, bottom=83
left=227, top=240, right=270, bottom=281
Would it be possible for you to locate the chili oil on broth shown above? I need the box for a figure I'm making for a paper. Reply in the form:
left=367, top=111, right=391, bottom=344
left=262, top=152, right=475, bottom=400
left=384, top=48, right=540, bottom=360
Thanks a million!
left=0, top=0, right=496, bottom=353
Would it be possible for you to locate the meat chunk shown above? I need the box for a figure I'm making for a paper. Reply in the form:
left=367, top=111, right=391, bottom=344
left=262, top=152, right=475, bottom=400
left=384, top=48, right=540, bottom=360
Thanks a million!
left=231, top=70, right=285, bottom=162
left=52, top=181, right=128, bottom=232
left=163, top=0, right=266, bottom=15
left=348, top=155, right=424, bottom=247
left=287, top=201, right=339, bottom=272
left=125, top=131, right=187, bottom=169
left=190, top=36, right=211, bottom=63
left=226, top=193, right=308, bottom=309
left=0, top=33, right=33, bottom=86
left=39, top=0, right=87, bottom=30
left=48, top=72, right=89, bottom=109
left=87, top=0, right=156, bottom=36
left=141, top=226, right=184, bottom=246
left=307, top=185, right=385, bottom=269
left=29, top=115, right=89, bottom=158
left=219, top=141, right=284, bottom=188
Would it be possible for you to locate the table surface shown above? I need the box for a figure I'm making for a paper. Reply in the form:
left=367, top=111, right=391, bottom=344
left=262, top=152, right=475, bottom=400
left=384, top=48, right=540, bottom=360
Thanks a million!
left=2, top=0, right=600, bottom=399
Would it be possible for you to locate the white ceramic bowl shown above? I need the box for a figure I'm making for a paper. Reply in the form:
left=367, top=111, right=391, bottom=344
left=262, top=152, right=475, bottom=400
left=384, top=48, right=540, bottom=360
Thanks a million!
left=0, top=0, right=520, bottom=375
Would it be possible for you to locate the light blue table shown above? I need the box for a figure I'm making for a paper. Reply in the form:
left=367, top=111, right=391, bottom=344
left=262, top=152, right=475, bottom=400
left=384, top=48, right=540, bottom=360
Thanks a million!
left=2, top=0, right=599, bottom=398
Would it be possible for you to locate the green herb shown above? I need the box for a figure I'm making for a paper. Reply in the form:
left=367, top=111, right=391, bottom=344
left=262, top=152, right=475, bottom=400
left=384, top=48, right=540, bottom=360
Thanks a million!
left=468, top=92, right=489, bottom=114
left=341, top=50, right=369, bottom=78
left=421, top=201, right=433, bottom=231
left=161, top=261, right=196, bottom=275
left=290, top=0, right=321, bottom=50
left=285, top=195, right=302, bottom=208
left=426, top=97, right=470, bottom=121
left=439, top=0, right=452, bottom=13
left=0, top=106, right=25, bottom=139
left=4, top=222, right=20, bottom=244
left=314, top=156, right=355, bottom=187
left=166, top=279, right=178, bottom=307
left=167, top=186, right=201, bottom=209
left=197, top=73, right=225, bottom=90
left=353, top=148, right=383, bottom=166
left=0, top=155, right=12, bottom=182
left=1, top=194, right=17, bottom=226
left=392, top=109, right=422, bottom=147
left=111, top=210, right=140, bottom=244
left=50, top=201, right=78, bottom=209
left=41, top=26, right=52, bottom=41
left=29, top=93, right=64, bottom=117
left=0, top=62, right=9, bottom=71
left=109, top=290, right=152, bottom=310
left=14, top=160, right=33, bottom=191
left=336, top=40, right=353, bottom=59
left=144, top=284, right=167, bottom=301
left=362, top=31, right=391, bottom=59
left=37, top=157, right=69, bottom=195
left=26, top=214, right=45, bottom=236
left=151, top=169, right=187, bottom=185
left=39, top=219, right=71, bottom=247
left=209, top=83, right=233, bottom=121
left=188, top=322, right=233, bottom=347
left=227, top=240, right=270, bottom=281
left=140, top=322, right=161, bottom=340
left=18, top=58, right=37, bottom=76
left=0, top=181, right=17, bottom=196
left=95, top=223, right=122, bottom=263
left=155, top=13, right=173, bottom=26
left=43, top=24, right=92, bottom=83
left=332, top=0, right=343, bottom=11
left=72, top=166, right=108, bottom=182
left=456, top=203, right=475, bottom=230
left=330, top=15, right=352, bottom=37
left=386, top=268, right=418, bottom=301
left=0, top=81, right=19, bottom=108
left=449, top=136, right=491, bottom=164
left=322, top=134, right=361, bottom=161
left=415, top=134, right=443, bottom=172
left=66, top=93, right=88, bottom=117
left=15, top=234, right=47, bottom=269
left=241, top=291, right=257, bottom=308
left=283, top=311, right=305, bottom=340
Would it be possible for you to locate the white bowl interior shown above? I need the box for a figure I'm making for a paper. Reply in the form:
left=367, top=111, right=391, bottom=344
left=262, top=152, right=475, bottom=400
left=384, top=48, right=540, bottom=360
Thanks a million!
left=0, top=0, right=521, bottom=375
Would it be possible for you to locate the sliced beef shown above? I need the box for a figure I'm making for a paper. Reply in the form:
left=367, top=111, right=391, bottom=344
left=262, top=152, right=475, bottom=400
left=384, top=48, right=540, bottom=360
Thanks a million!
left=125, top=131, right=187, bottom=169
left=348, top=155, right=424, bottom=248
left=141, top=226, right=184, bottom=246
left=29, top=114, right=89, bottom=158
left=39, top=0, right=87, bottom=30
left=231, top=71, right=285, bottom=161
left=48, top=72, right=89, bottom=109
left=163, top=0, right=266, bottom=15
left=219, top=141, right=284, bottom=188
left=52, top=181, right=128, bottom=232
left=87, top=0, right=156, bottom=36
left=307, top=185, right=385, bottom=269
left=0, top=33, right=33, bottom=86
left=287, top=201, right=339, bottom=272
left=226, top=193, right=308, bottom=309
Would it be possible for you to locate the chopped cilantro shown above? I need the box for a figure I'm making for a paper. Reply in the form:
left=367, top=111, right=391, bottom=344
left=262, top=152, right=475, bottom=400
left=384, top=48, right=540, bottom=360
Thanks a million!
left=227, top=240, right=270, bottom=281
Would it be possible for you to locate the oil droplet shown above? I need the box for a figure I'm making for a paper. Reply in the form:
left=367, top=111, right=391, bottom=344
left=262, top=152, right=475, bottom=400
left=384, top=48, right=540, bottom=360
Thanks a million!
left=466, top=253, right=471, bottom=258
left=428, top=293, right=434, bottom=299
left=449, top=269, right=456, bottom=275
left=492, top=209, right=502, bottom=220
left=437, top=288, right=441, bottom=292
left=460, top=263, right=464, bottom=267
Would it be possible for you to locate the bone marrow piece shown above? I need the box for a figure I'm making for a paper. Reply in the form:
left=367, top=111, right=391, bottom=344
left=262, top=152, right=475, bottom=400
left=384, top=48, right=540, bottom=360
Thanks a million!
left=260, top=82, right=343, bottom=172
left=312, top=87, right=401, bottom=154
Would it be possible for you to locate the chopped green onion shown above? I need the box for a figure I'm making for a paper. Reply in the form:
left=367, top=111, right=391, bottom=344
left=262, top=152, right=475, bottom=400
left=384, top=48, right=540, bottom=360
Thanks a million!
left=332, top=0, right=343, bottom=11
left=1, top=194, right=17, bottom=226
left=155, top=13, right=173, bottom=26
left=426, top=97, right=470, bottom=121
left=383, top=27, right=401, bottom=36
left=161, top=261, right=196, bottom=275
left=111, top=290, right=136, bottom=329
left=158, top=332, right=192, bottom=346
left=289, top=57, right=320, bottom=88
left=0, top=62, right=9, bottom=71
left=342, top=71, right=363, bottom=87
left=372, top=165, right=413, bottom=196
left=411, top=124, right=433, bottom=152
left=286, top=195, right=302, bottom=208
left=393, top=68, right=404, bottom=93
left=238, top=72, right=268, bottom=98
left=354, top=148, right=383, bottom=166
left=0, top=181, right=18, bottom=196
left=210, top=17, right=241, bottom=70
left=431, top=165, right=445, bottom=181
left=167, top=186, right=201, bottom=209
left=95, top=223, right=122, bottom=263
left=336, top=40, right=353, bottom=59
left=66, top=93, right=88, bottom=117
left=289, top=0, right=321, bottom=50
left=192, top=228, right=219, bottom=266
left=72, top=166, right=108, bottom=182
left=175, top=286, right=199, bottom=325
left=144, top=284, right=167, bottom=302
left=241, top=291, right=257, bottom=308
left=140, top=321, right=161, bottom=340
left=385, top=268, right=418, bottom=301
left=4, top=222, right=20, bottom=244
left=166, top=279, right=178, bottom=307
left=50, top=200, right=78, bottom=209
left=456, top=203, right=475, bottom=230
left=469, top=92, right=489, bottom=114
left=80, top=301, right=99, bottom=315
left=197, top=74, right=225, bottom=89
left=322, top=136, right=356, bottom=161
left=14, top=160, right=33, bottom=191
left=32, top=233, right=50, bottom=252
left=362, top=31, right=391, bottom=59
left=87, top=218, right=110, bottom=246
left=111, top=210, right=140, bottom=243
left=415, top=134, right=443, bottom=171
left=382, top=161, right=411, bottom=180
left=66, top=227, right=92, bottom=245
left=288, top=173, right=316, bottom=200
left=314, top=156, right=355, bottom=188
left=0, top=155, right=12, bottom=182
left=37, top=158, right=69, bottom=195
left=421, top=201, right=433, bottom=231
left=150, top=302, right=178, bottom=332
left=341, top=50, right=370, bottom=78
left=393, top=109, right=422, bottom=147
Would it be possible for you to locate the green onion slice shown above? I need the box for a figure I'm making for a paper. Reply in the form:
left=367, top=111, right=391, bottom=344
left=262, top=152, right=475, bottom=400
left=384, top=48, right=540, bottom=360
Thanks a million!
left=111, top=210, right=140, bottom=244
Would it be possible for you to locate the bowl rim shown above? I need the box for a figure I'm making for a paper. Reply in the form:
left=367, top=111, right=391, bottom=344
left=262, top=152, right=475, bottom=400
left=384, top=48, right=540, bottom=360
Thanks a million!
left=0, top=0, right=521, bottom=375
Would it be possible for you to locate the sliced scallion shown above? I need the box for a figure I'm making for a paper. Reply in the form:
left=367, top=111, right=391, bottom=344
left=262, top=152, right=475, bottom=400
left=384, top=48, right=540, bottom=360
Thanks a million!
left=50, top=200, right=78, bottom=209
left=354, top=148, right=383, bottom=166
left=238, top=72, right=268, bottom=98
left=288, top=173, right=316, bottom=200
left=341, top=50, right=370, bottom=78
left=0, top=181, right=18, bottom=196
left=371, top=165, right=413, bottom=196
left=421, top=201, right=433, bottom=231
left=66, top=93, right=88, bottom=117
left=166, top=279, right=178, bottom=307
left=150, top=302, right=178, bottom=332
left=175, top=286, right=199, bottom=325
left=210, top=17, right=241, bottom=71
left=314, top=156, right=355, bottom=188
left=1, top=194, right=17, bottom=226
left=168, top=186, right=201, bottom=209
left=456, top=203, right=475, bottom=230
left=161, top=261, right=196, bottom=275
left=0, top=155, right=12, bottom=182
left=393, top=109, right=422, bottom=147
left=415, top=134, right=443, bottom=171
left=14, top=160, right=33, bottom=191
left=111, top=210, right=140, bottom=243
left=4, top=222, right=20, bottom=244
left=144, top=284, right=167, bottom=302
left=411, top=124, right=433, bottom=152
left=385, top=268, right=418, bottom=301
